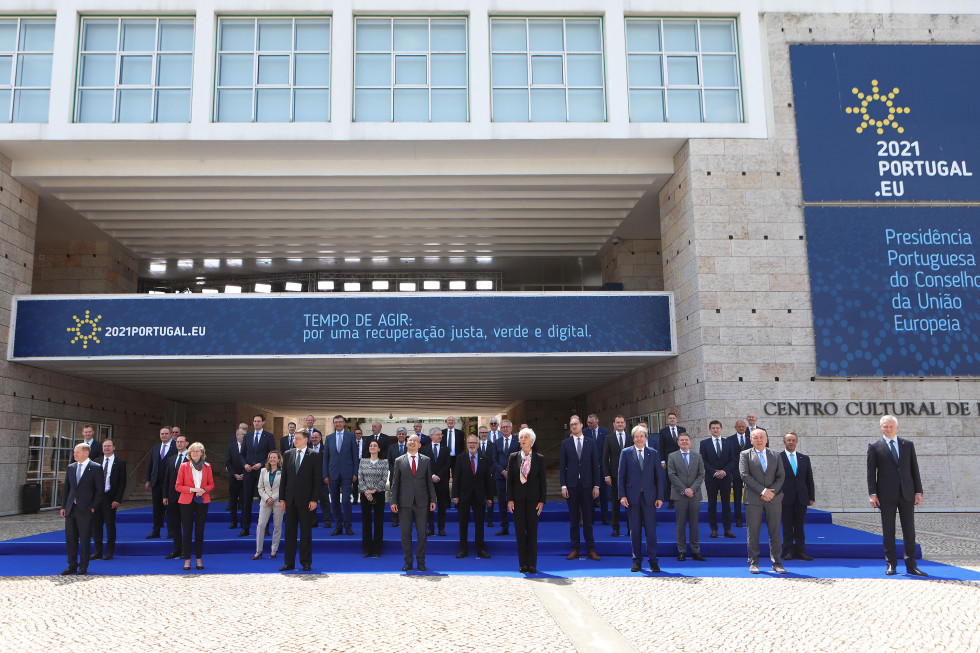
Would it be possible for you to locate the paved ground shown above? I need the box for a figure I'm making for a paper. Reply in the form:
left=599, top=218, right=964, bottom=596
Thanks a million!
left=2, top=510, right=978, bottom=652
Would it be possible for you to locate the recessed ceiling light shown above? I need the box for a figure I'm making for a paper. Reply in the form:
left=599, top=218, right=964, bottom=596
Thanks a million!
left=226, top=258, right=242, bottom=267
left=224, top=285, right=242, bottom=294
left=344, top=282, right=361, bottom=292
left=202, top=288, right=219, bottom=294
left=177, top=259, right=193, bottom=269
left=284, top=282, right=303, bottom=292
left=423, top=280, right=440, bottom=290
left=254, top=283, right=272, bottom=293
left=317, top=280, right=335, bottom=291
left=149, top=261, right=166, bottom=273
left=203, top=259, right=220, bottom=268
left=399, top=282, right=417, bottom=292
left=372, top=280, right=390, bottom=290
left=449, top=280, right=466, bottom=290
left=476, top=280, right=494, bottom=290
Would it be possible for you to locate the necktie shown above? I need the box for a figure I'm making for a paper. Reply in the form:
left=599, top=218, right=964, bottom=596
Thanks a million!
left=638, top=450, right=644, bottom=471
left=400, top=443, right=405, bottom=454
left=739, top=434, right=744, bottom=448
left=160, top=444, right=166, bottom=459
left=520, top=454, right=530, bottom=483
left=177, top=452, right=184, bottom=468
left=76, top=463, right=84, bottom=484
left=411, top=455, right=417, bottom=476
left=296, top=450, right=303, bottom=473
left=889, top=440, right=899, bottom=464
left=790, top=452, right=798, bottom=474
left=759, top=450, right=767, bottom=472
left=471, top=454, right=476, bottom=475
left=715, top=438, right=722, bottom=456
left=682, top=451, right=688, bottom=469
left=618, top=432, right=624, bottom=448
left=103, top=459, right=110, bottom=491
left=503, top=438, right=509, bottom=452
left=481, top=442, right=486, bottom=454
left=337, top=433, right=343, bottom=453
left=672, top=427, right=677, bottom=441
left=575, top=437, right=582, bottom=458
left=254, top=432, right=259, bottom=448
left=434, top=444, right=439, bottom=459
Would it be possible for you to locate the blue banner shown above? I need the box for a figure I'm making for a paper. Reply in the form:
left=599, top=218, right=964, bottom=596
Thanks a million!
left=790, top=44, right=979, bottom=202
left=9, top=293, right=674, bottom=359
left=805, top=207, right=979, bottom=376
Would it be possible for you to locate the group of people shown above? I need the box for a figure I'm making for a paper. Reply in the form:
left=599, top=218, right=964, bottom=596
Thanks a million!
left=61, top=412, right=926, bottom=577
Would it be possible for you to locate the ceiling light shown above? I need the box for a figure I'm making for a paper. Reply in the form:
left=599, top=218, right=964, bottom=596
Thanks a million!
left=344, top=282, right=361, bottom=292
left=202, top=288, right=219, bottom=294
left=257, top=258, right=272, bottom=266
left=224, top=285, right=242, bottom=294
left=344, top=257, right=361, bottom=263
left=284, top=282, right=303, bottom=292
left=317, top=280, right=335, bottom=291
left=449, top=257, right=466, bottom=264
left=476, top=256, right=493, bottom=264
left=449, top=280, right=466, bottom=290
left=399, top=282, right=416, bottom=292
left=423, top=280, right=440, bottom=290
left=149, top=261, right=166, bottom=273
left=226, top=258, right=242, bottom=267
left=476, top=280, right=494, bottom=290
left=177, top=259, right=193, bottom=269
left=254, top=283, right=272, bottom=293
left=372, top=257, right=389, bottom=264
left=400, top=257, right=416, bottom=263
left=203, top=259, right=220, bottom=268
left=372, top=280, right=390, bottom=291
left=287, top=258, right=303, bottom=263
left=424, top=257, right=440, bottom=263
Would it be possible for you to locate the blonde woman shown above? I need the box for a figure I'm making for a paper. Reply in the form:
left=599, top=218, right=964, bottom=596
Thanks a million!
left=254, top=450, right=284, bottom=559
left=175, top=441, right=214, bottom=570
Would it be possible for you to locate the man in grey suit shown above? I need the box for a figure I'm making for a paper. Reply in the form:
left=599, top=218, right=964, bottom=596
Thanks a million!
left=390, top=434, right=436, bottom=572
left=740, top=428, right=786, bottom=574
left=667, top=433, right=706, bottom=561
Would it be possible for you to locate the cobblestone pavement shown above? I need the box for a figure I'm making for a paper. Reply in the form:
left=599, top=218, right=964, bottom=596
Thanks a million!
left=2, top=511, right=978, bottom=652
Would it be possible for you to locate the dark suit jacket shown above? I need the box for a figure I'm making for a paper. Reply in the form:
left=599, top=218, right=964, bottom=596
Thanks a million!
left=164, top=451, right=189, bottom=503
left=225, top=437, right=246, bottom=475
left=618, top=446, right=666, bottom=505
left=420, top=442, right=452, bottom=485
left=355, top=438, right=371, bottom=460
left=145, top=440, right=176, bottom=487
left=699, top=436, right=738, bottom=481
left=867, top=437, right=922, bottom=502
left=103, top=457, right=127, bottom=504
left=602, top=430, right=633, bottom=479
left=728, top=431, right=753, bottom=456
left=281, top=448, right=323, bottom=507
left=452, top=451, right=494, bottom=502
left=280, top=433, right=299, bottom=453
left=443, top=428, right=465, bottom=458
left=780, top=451, right=815, bottom=506
left=62, top=460, right=104, bottom=516
left=390, top=453, right=437, bottom=509
left=82, top=440, right=104, bottom=464
left=491, top=435, right=520, bottom=478
left=559, top=436, right=601, bottom=489
left=367, top=433, right=390, bottom=458
left=388, top=440, right=409, bottom=468
left=658, top=426, right=686, bottom=464
left=506, top=451, right=547, bottom=504
left=244, top=430, right=275, bottom=467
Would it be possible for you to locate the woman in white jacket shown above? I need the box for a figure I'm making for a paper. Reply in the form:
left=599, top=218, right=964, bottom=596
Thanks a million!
left=253, top=450, right=284, bottom=559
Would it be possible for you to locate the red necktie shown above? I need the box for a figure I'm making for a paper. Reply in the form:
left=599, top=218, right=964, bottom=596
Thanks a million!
left=470, top=454, right=476, bottom=475
left=411, top=456, right=417, bottom=476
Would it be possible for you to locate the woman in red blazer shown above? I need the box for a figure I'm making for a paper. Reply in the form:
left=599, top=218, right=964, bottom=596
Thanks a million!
left=175, top=441, right=215, bottom=570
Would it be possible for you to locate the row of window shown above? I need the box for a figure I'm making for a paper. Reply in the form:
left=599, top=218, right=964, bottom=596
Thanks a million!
left=1, top=16, right=741, bottom=124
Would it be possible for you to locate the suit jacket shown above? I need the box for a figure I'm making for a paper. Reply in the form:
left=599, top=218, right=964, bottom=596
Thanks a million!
left=727, top=431, right=753, bottom=459
left=281, top=448, right=323, bottom=507
left=476, top=439, right=494, bottom=465
left=244, top=430, right=275, bottom=467
left=175, top=461, right=215, bottom=504
left=452, top=450, right=494, bottom=502
left=420, top=442, right=452, bottom=485
left=388, top=440, right=409, bottom=468
left=658, top=425, right=686, bottom=463
left=225, top=437, right=246, bottom=475
left=367, top=432, right=390, bottom=458
left=618, top=446, right=666, bottom=505
left=739, top=448, right=785, bottom=505
left=583, top=426, right=608, bottom=442
left=559, top=436, right=601, bottom=489
left=602, top=430, right=633, bottom=479
left=355, top=438, right=371, bottom=460
left=163, top=451, right=190, bottom=503
left=62, top=460, right=104, bottom=516
left=780, top=451, right=815, bottom=506
left=443, top=428, right=465, bottom=459
left=666, top=449, right=705, bottom=501
left=699, top=436, right=738, bottom=482
left=102, top=456, right=127, bottom=504
left=258, top=467, right=282, bottom=502
left=324, top=430, right=357, bottom=478
left=82, top=440, right=104, bottom=464
left=867, top=437, right=922, bottom=502
left=280, top=433, right=298, bottom=453
left=390, top=452, right=437, bottom=509
left=491, top=435, right=520, bottom=478
left=505, top=451, right=547, bottom=504
left=145, top=440, right=176, bottom=486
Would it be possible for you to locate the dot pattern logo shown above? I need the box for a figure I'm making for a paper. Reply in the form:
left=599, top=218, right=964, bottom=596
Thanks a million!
left=845, top=79, right=910, bottom=135
left=66, top=310, right=102, bottom=349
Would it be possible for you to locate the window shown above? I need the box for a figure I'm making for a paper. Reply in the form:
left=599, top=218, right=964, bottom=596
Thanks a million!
left=27, top=418, right=113, bottom=509
left=354, top=17, right=467, bottom=122
left=0, top=18, right=55, bottom=123
left=625, top=18, right=741, bottom=122
left=490, top=17, right=604, bottom=122
left=76, top=17, right=194, bottom=123
left=216, top=17, right=331, bottom=122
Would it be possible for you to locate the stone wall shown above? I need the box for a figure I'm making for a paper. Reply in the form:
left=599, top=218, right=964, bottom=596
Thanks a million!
left=33, top=241, right=138, bottom=294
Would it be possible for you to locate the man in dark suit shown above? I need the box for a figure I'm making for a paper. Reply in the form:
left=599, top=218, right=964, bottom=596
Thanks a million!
left=727, top=419, right=752, bottom=527
left=585, top=414, right=611, bottom=525
left=387, top=427, right=409, bottom=527
left=224, top=427, right=247, bottom=530
left=740, top=429, right=786, bottom=574
left=80, top=424, right=104, bottom=464
left=421, top=428, right=452, bottom=536
left=452, top=435, right=494, bottom=558
left=143, top=426, right=176, bottom=539
left=780, top=432, right=815, bottom=561
left=602, top=415, right=632, bottom=537
left=491, top=420, right=520, bottom=535
left=390, top=434, right=437, bottom=571
left=92, top=439, right=126, bottom=561
left=324, top=414, right=357, bottom=535
left=618, top=425, right=666, bottom=572
left=412, top=421, right=429, bottom=447
left=242, top=414, right=275, bottom=536
left=307, top=428, right=331, bottom=529
left=368, top=421, right=390, bottom=458
left=868, top=415, right=926, bottom=576
left=161, top=435, right=189, bottom=559
left=60, top=443, right=104, bottom=575
left=279, top=429, right=322, bottom=571
left=700, top=420, right=737, bottom=539
left=658, top=412, right=685, bottom=471
left=560, top=415, right=602, bottom=560
left=476, top=425, right=495, bottom=526
left=280, top=422, right=299, bottom=452
left=443, top=415, right=465, bottom=488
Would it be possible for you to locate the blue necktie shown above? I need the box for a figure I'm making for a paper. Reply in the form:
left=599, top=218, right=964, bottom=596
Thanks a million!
left=789, top=452, right=797, bottom=475
left=889, top=440, right=899, bottom=464
left=682, top=451, right=689, bottom=469
left=759, top=450, right=767, bottom=472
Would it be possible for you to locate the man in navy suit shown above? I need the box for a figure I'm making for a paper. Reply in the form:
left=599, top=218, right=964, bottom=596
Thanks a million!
left=658, top=412, right=685, bottom=470
left=60, top=443, right=104, bottom=575
left=162, top=435, right=189, bottom=559
left=560, top=415, right=602, bottom=560
left=92, top=439, right=126, bottom=561
left=602, top=415, right=632, bottom=537
left=491, top=420, right=520, bottom=535
left=700, top=420, right=737, bottom=539
left=324, top=414, right=357, bottom=535
left=727, top=419, right=752, bottom=527
left=368, top=421, right=390, bottom=458
left=421, top=428, right=452, bottom=536
left=280, top=422, right=299, bottom=452
left=279, top=429, right=322, bottom=571
left=585, top=414, right=611, bottom=525
left=453, top=435, right=494, bottom=559
left=618, top=425, right=666, bottom=572
left=242, top=414, right=275, bottom=536
left=143, top=426, right=176, bottom=539
left=780, top=432, right=815, bottom=561
left=868, top=415, right=926, bottom=576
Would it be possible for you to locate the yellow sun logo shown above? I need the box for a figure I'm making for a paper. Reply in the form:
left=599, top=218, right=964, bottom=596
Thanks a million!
left=66, top=310, right=102, bottom=349
left=845, top=79, right=911, bottom=135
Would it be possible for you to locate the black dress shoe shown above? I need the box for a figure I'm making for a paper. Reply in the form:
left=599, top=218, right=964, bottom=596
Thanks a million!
left=456, top=550, right=468, bottom=559
left=228, top=523, right=238, bottom=529
left=89, top=552, right=102, bottom=560
left=331, top=527, right=343, bottom=536
left=649, top=562, right=661, bottom=572
left=487, top=521, right=494, bottom=527
left=279, top=565, right=294, bottom=571
left=692, top=553, right=707, bottom=561
left=520, top=565, right=528, bottom=573
left=631, top=563, right=642, bottom=572
left=61, top=567, right=77, bottom=576
left=102, top=554, right=113, bottom=561
left=736, top=521, right=744, bottom=528
left=602, top=519, right=611, bottom=526
left=402, top=563, right=412, bottom=571
left=77, top=569, right=88, bottom=575
left=302, top=564, right=312, bottom=571
left=527, top=567, right=537, bottom=574
left=165, top=551, right=181, bottom=559
left=417, top=562, right=427, bottom=571
left=496, top=527, right=509, bottom=536
left=145, top=532, right=160, bottom=539
left=477, top=550, right=491, bottom=559
left=371, top=553, right=381, bottom=558
left=784, top=552, right=795, bottom=560
left=907, top=567, right=929, bottom=577
left=196, top=564, right=204, bottom=570
left=363, top=552, right=372, bottom=558
left=611, top=529, right=620, bottom=537
left=724, top=531, right=736, bottom=539
left=438, top=530, right=446, bottom=536
left=886, top=564, right=897, bottom=575
left=426, top=527, right=435, bottom=536
left=677, top=554, right=686, bottom=561
left=345, top=527, right=354, bottom=535
left=798, top=553, right=814, bottom=561
left=311, top=522, right=319, bottom=528
left=238, top=529, right=249, bottom=537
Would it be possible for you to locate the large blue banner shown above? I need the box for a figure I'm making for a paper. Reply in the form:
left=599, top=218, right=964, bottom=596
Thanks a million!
left=805, top=207, right=979, bottom=376
left=790, top=45, right=979, bottom=202
left=8, top=293, right=674, bottom=359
